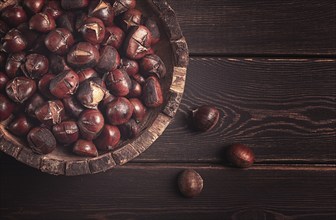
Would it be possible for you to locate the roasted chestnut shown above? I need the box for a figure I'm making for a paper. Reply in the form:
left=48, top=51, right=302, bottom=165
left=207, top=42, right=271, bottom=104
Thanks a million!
left=120, top=58, right=139, bottom=76
left=129, top=98, right=147, bottom=123
left=78, top=17, right=105, bottom=44
left=102, top=26, right=125, bottom=49
left=61, top=0, right=89, bottom=10
left=56, top=12, right=76, bottom=33
left=105, top=69, right=132, bottom=97
left=139, top=54, right=166, bottom=78
left=27, top=126, right=56, bottom=154
left=0, top=94, right=15, bottom=121
left=0, top=20, right=9, bottom=38
left=52, top=120, right=79, bottom=145
left=95, top=45, right=120, bottom=73
left=44, top=28, right=75, bottom=55
left=226, top=144, right=255, bottom=168
left=48, top=54, right=70, bottom=74
left=25, top=93, right=45, bottom=118
left=22, top=0, right=45, bottom=14
left=62, top=96, right=85, bottom=118
left=77, top=68, right=99, bottom=83
left=0, top=72, right=9, bottom=91
left=77, top=109, right=104, bottom=140
left=88, top=0, right=114, bottom=26
left=128, top=79, right=142, bottom=98
left=191, top=105, right=219, bottom=132
left=144, top=17, right=160, bottom=45
left=1, top=5, right=27, bottom=27
left=142, top=76, right=163, bottom=108
left=2, top=29, right=27, bottom=53
left=73, top=139, right=98, bottom=157
left=76, top=78, right=106, bottom=109
left=112, top=0, right=136, bottom=16
left=17, top=23, right=39, bottom=49
left=29, top=12, right=56, bottom=33
left=67, top=42, right=100, bottom=69
left=42, top=0, right=63, bottom=19
left=132, top=73, right=146, bottom=85
left=120, top=9, right=142, bottom=32
left=23, top=53, right=49, bottom=79
left=94, top=125, right=120, bottom=151
left=49, top=70, right=79, bottom=99
left=6, top=76, right=37, bottom=103
left=118, top=118, right=139, bottom=139
left=35, top=100, right=65, bottom=127
left=5, top=52, right=26, bottom=78
left=105, top=97, right=133, bottom=125
left=7, top=114, right=33, bottom=137
left=178, top=169, right=203, bottom=198
left=124, top=25, right=152, bottom=60
left=37, top=73, right=55, bottom=99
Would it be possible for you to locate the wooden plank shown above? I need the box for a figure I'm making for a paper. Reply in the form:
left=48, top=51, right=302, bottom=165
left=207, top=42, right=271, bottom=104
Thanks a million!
left=134, top=58, right=336, bottom=163
left=168, top=0, right=336, bottom=55
left=0, top=159, right=335, bottom=219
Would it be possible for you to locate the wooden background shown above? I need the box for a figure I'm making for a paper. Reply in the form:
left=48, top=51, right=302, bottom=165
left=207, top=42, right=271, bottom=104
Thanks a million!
left=1, top=0, right=336, bottom=219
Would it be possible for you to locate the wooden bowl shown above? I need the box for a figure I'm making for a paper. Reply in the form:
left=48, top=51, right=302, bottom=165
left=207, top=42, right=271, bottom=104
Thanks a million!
left=0, top=0, right=188, bottom=175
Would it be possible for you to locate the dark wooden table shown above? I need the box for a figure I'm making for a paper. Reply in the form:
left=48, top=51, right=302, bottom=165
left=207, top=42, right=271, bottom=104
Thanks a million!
left=1, top=1, right=336, bottom=219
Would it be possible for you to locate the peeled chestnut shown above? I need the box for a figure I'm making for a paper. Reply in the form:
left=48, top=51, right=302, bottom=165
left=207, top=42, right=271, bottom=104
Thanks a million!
left=120, top=58, right=139, bottom=76
left=105, top=69, right=132, bottom=97
left=226, top=144, right=255, bottom=168
left=61, top=0, right=89, bottom=10
left=62, top=96, right=85, bottom=118
left=129, top=98, right=147, bottom=123
left=23, top=0, right=45, bottom=14
left=35, top=100, right=65, bottom=127
left=2, top=29, right=27, bottom=53
left=44, top=28, right=75, bottom=55
left=102, top=26, right=125, bottom=49
left=0, top=94, right=15, bottom=121
left=112, top=0, right=136, bottom=16
left=5, top=52, right=26, bottom=78
left=77, top=68, right=99, bottom=83
left=76, top=78, right=106, bottom=109
left=52, top=121, right=79, bottom=145
left=178, top=169, right=203, bottom=198
left=139, top=54, right=166, bottom=78
left=1, top=5, right=27, bottom=27
left=105, top=97, right=133, bottom=125
left=67, top=42, right=100, bottom=69
left=95, top=45, right=120, bottom=73
left=73, top=139, right=98, bottom=157
left=0, top=72, right=9, bottom=91
left=23, top=54, right=49, bottom=79
left=29, top=12, right=56, bottom=33
left=142, top=76, right=163, bottom=108
left=49, top=70, right=79, bottom=99
left=120, top=9, right=142, bottom=32
left=42, top=1, right=63, bottom=19
left=118, top=118, right=139, bottom=139
left=6, top=77, right=37, bottom=103
left=124, top=25, right=152, bottom=60
left=78, top=17, right=105, bottom=44
left=94, top=125, right=120, bottom=151
left=25, top=93, right=45, bottom=118
left=88, top=0, right=114, bottom=26
left=7, top=115, right=33, bottom=137
left=191, top=105, right=219, bottom=132
left=78, top=109, right=104, bottom=140
left=27, top=127, right=56, bottom=154
left=38, top=73, right=55, bottom=99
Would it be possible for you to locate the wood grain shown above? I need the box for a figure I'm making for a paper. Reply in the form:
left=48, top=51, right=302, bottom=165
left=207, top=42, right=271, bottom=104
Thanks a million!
left=133, top=58, right=336, bottom=163
left=168, top=0, right=336, bottom=56
left=0, top=159, right=335, bottom=219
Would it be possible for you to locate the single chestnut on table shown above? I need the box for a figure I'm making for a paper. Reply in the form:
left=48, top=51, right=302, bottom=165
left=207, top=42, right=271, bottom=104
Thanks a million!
left=226, top=144, right=255, bottom=168
left=178, top=169, right=204, bottom=198
left=0, top=94, right=15, bottom=122
left=27, top=127, right=57, bottom=154
left=191, top=105, right=220, bottom=132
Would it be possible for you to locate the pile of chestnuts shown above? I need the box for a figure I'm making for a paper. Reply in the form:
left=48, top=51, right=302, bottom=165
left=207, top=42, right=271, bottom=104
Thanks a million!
left=0, top=0, right=166, bottom=157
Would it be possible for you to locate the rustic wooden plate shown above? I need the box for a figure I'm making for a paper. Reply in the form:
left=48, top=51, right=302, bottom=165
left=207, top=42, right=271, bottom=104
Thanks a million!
left=0, top=0, right=188, bottom=175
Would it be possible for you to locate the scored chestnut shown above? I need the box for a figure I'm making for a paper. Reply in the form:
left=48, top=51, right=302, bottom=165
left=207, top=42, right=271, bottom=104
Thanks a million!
left=44, top=28, right=75, bottom=55
left=5, top=52, right=26, bottom=79
left=1, top=5, right=27, bottom=27
left=73, top=139, right=98, bottom=157
left=2, top=29, right=27, bottom=53
left=191, top=105, right=220, bottom=132
left=23, top=53, right=49, bottom=79
left=105, top=97, right=134, bottom=125
left=25, top=93, right=45, bottom=118
left=112, top=0, right=136, bottom=16
left=7, top=114, right=33, bottom=137
left=27, top=126, right=56, bottom=154
left=49, top=70, right=79, bottom=99
left=76, top=77, right=107, bottom=109
left=88, top=0, right=114, bottom=26
left=120, top=58, right=139, bottom=76
left=142, top=76, right=163, bottom=108
left=67, top=42, right=100, bottom=69
left=77, top=109, right=104, bottom=140
left=105, top=69, right=132, bottom=97
left=120, top=9, right=142, bottom=32
left=52, top=121, right=79, bottom=145
left=178, top=169, right=204, bottom=198
left=77, top=68, right=98, bottom=83
left=42, top=0, right=63, bottom=19
left=37, top=73, right=55, bottom=99
left=102, top=26, right=125, bottom=49
left=226, top=144, right=255, bottom=168
left=0, top=94, right=15, bottom=122
left=6, top=77, right=37, bottom=103
left=139, top=54, right=166, bottom=78
left=35, top=100, right=65, bottom=127
left=78, top=17, right=106, bottom=44
left=62, top=96, right=85, bottom=118
left=29, top=12, right=56, bottom=33
left=124, top=25, right=152, bottom=60
left=93, top=125, right=120, bottom=151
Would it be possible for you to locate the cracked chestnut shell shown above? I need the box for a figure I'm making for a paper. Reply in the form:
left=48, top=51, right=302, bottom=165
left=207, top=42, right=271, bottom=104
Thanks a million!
left=191, top=105, right=219, bottom=132
left=178, top=169, right=203, bottom=198
left=95, top=45, right=120, bottom=73
left=2, top=29, right=27, bottom=53
left=79, top=17, right=106, bottom=44
left=73, top=139, right=98, bottom=157
left=226, top=144, right=255, bottom=168
left=5, top=52, right=26, bottom=79
left=120, top=9, right=142, bottom=32
left=27, top=127, right=56, bottom=154
left=78, top=109, right=104, bottom=140
left=6, top=77, right=37, bottom=103
left=7, top=114, right=33, bottom=137
left=105, top=69, right=132, bottom=97
left=142, top=76, right=163, bottom=108
left=67, top=42, right=100, bottom=69
left=42, top=0, right=63, bottom=19
left=76, top=77, right=107, bottom=109
left=0, top=94, right=15, bottom=122
left=124, top=25, right=152, bottom=60
left=140, top=54, right=166, bottom=78
left=23, top=54, right=49, bottom=79
left=102, top=26, right=125, bottom=49
left=1, top=5, right=27, bottom=27
left=45, top=28, right=74, bottom=55
left=112, top=0, right=136, bottom=16
left=120, top=58, right=139, bottom=76
left=88, top=0, right=114, bottom=26
left=52, top=120, right=79, bottom=145
left=35, top=100, right=65, bottom=127
left=94, top=125, right=120, bottom=151
left=49, top=70, right=79, bottom=99
left=105, top=97, right=133, bottom=125
left=29, top=12, right=56, bottom=33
